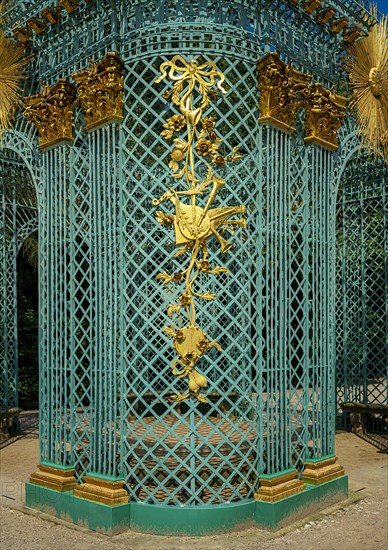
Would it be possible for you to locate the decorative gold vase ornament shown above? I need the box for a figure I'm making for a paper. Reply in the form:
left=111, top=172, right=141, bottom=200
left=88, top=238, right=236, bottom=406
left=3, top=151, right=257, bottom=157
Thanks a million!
left=343, top=13, right=388, bottom=162
left=154, top=56, right=246, bottom=404
left=0, top=1, right=30, bottom=139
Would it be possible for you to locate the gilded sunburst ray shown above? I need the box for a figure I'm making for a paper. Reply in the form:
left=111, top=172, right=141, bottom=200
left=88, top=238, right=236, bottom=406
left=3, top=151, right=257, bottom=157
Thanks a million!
left=343, top=12, right=388, bottom=162
left=0, top=1, right=30, bottom=138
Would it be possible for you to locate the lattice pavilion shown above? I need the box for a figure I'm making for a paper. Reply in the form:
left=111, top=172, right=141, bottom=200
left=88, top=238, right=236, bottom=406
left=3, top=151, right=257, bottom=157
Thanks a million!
left=0, top=0, right=386, bottom=536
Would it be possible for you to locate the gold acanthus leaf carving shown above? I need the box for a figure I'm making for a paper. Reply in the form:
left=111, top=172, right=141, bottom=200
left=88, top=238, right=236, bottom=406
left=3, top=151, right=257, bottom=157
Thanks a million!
left=256, top=52, right=311, bottom=134
left=72, top=52, right=124, bottom=132
left=24, top=79, right=76, bottom=150
left=304, top=83, right=348, bottom=151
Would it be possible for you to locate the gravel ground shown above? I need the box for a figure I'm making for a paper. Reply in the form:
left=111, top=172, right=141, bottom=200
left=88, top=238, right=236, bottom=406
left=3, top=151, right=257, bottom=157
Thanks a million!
left=0, top=413, right=387, bottom=550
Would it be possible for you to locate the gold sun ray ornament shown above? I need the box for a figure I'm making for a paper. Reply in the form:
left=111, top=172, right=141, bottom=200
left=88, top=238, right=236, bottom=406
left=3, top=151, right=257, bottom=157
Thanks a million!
left=0, top=1, right=30, bottom=140
left=343, top=11, right=388, bottom=163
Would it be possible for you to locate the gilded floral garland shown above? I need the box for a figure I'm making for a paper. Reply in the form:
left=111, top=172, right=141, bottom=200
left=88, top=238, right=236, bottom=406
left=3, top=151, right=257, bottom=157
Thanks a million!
left=153, top=56, right=246, bottom=403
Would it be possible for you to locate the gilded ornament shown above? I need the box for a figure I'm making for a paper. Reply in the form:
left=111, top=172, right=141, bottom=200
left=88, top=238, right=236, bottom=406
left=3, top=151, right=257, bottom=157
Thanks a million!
left=0, top=17, right=31, bottom=139
left=154, top=56, right=246, bottom=403
left=41, top=6, right=62, bottom=25
left=256, top=52, right=311, bottom=134
left=343, top=27, right=361, bottom=44
left=316, top=7, right=336, bottom=25
left=304, top=83, right=348, bottom=150
left=171, top=147, right=184, bottom=161
left=212, top=154, right=226, bottom=166
left=58, top=0, right=79, bottom=14
left=195, top=138, right=214, bottom=156
left=26, top=17, right=46, bottom=34
left=302, top=0, right=322, bottom=15
left=24, top=79, right=77, bottom=149
left=12, top=27, right=31, bottom=43
left=343, top=14, right=388, bottom=162
left=72, top=52, right=124, bottom=132
left=331, top=17, right=349, bottom=34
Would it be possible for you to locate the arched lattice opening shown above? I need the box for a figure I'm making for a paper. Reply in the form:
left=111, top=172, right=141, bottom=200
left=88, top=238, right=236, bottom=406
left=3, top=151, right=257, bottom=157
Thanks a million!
left=0, top=147, right=38, bottom=414
left=335, top=151, right=387, bottom=430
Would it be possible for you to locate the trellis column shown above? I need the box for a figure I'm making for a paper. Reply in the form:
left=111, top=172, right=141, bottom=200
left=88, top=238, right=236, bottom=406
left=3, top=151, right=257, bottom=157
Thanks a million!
left=255, top=53, right=310, bottom=506
left=301, top=84, right=347, bottom=486
left=71, top=54, right=128, bottom=507
left=25, top=80, right=79, bottom=492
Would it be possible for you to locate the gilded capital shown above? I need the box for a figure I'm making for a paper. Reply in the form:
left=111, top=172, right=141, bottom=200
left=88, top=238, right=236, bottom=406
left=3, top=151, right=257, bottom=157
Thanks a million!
left=72, top=52, right=124, bottom=132
left=256, top=52, right=311, bottom=134
left=304, top=83, right=349, bottom=150
left=58, top=0, right=79, bottom=14
left=24, top=79, right=76, bottom=150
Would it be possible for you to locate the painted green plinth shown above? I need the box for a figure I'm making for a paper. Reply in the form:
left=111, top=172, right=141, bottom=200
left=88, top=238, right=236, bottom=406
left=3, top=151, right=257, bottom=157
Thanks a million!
left=130, top=500, right=255, bottom=535
left=316, top=475, right=348, bottom=505
left=254, top=475, right=349, bottom=530
left=25, top=483, right=130, bottom=535
left=255, top=484, right=318, bottom=529
left=25, top=475, right=348, bottom=535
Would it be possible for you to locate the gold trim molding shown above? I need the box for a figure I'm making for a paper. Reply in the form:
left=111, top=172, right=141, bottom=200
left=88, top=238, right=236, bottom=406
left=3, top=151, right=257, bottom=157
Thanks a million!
left=302, top=456, right=345, bottom=485
left=255, top=470, right=306, bottom=503
left=72, top=52, right=124, bottom=132
left=304, top=83, right=348, bottom=150
left=74, top=475, right=128, bottom=506
left=24, top=79, right=76, bottom=150
left=256, top=52, right=311, bottom=134
left=29, top=464, right=77, bottom=492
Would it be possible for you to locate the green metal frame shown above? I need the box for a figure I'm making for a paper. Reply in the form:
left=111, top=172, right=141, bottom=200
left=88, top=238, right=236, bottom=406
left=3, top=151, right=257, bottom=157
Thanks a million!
left=0, top=0, right=382, bottom=534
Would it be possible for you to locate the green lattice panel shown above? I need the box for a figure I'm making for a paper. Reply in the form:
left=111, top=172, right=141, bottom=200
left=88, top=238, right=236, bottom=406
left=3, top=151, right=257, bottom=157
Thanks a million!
left=120, top=50, right=259, bottom=505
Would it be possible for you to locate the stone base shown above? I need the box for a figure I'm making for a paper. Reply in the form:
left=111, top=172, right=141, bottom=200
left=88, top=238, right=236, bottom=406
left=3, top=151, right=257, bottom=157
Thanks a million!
left=255, top=469, right=306, bottom=502
left=29, top=462, right=77, bottom=492
left=73, top=473, right=128, bottom=505
left=302, top=455, right=345, bottom=485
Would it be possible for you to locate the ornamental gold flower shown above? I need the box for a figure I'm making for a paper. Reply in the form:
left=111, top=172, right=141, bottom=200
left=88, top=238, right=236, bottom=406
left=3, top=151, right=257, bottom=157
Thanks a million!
left=197, top=259, right=211, bottom=271
left=171, top=147, right=184, bottom=161
left=195, top=138, right=213, bottom=156
left=202, top=116, right=216, bottom=131
left=212, top=154, right=226, bottom=166
left=207, top=130, right=219, bottom=141
left=180, top=293, right=191, bottom=305
left=167, top=114, right=185, bottom=131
